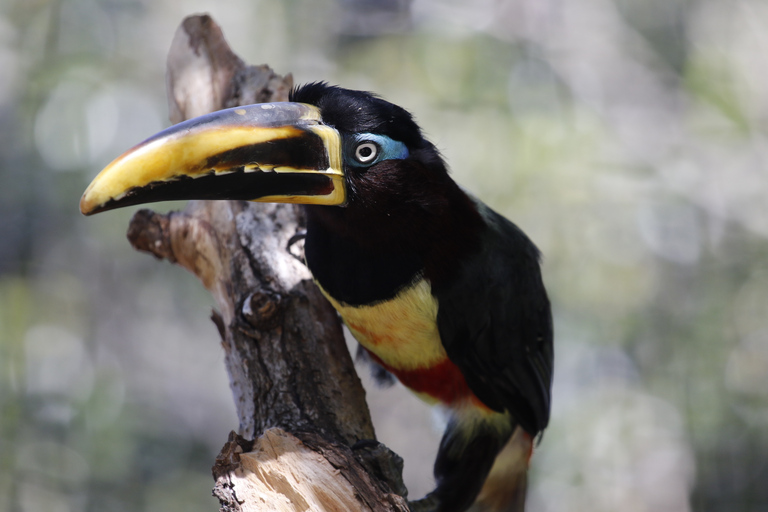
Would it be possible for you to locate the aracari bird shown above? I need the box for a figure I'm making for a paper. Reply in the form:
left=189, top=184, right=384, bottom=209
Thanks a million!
left=80, top=83, right=553, bottom=512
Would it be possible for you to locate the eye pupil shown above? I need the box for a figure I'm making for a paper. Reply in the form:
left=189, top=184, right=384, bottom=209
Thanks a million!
left=355, top=141, right=378, bottom=164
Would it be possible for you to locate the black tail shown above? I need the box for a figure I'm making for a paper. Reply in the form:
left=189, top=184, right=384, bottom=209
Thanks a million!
left=431, top=419, right=513, bottom=512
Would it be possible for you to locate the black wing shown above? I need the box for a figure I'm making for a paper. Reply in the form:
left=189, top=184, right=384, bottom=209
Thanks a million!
left=434, top=201, right=553, bottom=434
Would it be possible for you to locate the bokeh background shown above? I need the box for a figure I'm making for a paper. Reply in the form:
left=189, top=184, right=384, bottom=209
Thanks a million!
left=2, top=0, right=768, bottom=510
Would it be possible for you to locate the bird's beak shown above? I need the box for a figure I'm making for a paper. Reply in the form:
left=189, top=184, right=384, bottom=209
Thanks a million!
left=79, top=102, right=345, bottom=216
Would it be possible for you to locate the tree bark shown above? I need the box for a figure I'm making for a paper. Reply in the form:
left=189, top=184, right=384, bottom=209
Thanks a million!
left=127, top=14, right=408, bottom=511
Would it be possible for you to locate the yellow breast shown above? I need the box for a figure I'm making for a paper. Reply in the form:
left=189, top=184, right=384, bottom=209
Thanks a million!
left=317, top=278, right=446, bottom=371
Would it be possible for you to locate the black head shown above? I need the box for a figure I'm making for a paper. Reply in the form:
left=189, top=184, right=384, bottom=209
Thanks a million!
left=290, top=83, right=462, bottom=232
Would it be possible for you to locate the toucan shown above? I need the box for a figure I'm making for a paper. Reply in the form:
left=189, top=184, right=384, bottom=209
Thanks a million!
left=80, top=83, right=553, bottom=512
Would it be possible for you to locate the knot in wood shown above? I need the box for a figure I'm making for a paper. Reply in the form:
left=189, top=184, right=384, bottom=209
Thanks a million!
left=242, top=289, right=282, bottom=330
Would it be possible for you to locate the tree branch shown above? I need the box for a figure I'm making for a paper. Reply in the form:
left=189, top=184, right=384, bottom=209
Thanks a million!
left=127, top=14, right=408, bottom=511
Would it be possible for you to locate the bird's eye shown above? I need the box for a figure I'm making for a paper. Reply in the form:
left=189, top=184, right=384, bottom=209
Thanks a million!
left=346, top=133, right=408, bottom=168
left=354, top=141, right=379, bottom=164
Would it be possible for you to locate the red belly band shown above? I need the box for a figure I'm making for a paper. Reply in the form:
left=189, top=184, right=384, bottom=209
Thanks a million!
left=366, top=350, right=491, bottom=410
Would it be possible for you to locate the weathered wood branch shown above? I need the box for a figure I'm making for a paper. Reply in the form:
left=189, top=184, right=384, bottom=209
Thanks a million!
left=127, top=14, right=408, bottom=511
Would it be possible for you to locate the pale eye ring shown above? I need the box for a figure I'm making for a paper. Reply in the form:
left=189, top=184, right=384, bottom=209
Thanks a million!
left=354, top=141, right=379, bottom=164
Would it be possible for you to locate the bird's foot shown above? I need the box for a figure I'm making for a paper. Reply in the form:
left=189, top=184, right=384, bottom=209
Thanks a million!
left=286, top=230, right=306, bottom=263
left=351, top=438, right=381, bottom=451
left=408, top=493, right=440, bottom=512
left=351, top=439, right=409, bottom=499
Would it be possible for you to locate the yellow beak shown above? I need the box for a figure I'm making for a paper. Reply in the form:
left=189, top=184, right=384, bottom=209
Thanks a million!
left=80, top=102, right=345, bottom=216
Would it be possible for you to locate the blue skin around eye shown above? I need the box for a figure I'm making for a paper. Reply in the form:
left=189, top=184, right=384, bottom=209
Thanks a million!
left=346, top=133, right=409, bottom=167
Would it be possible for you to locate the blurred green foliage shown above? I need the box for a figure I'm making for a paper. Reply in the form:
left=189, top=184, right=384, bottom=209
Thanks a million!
left=1, top=0, right=767, bottom=510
